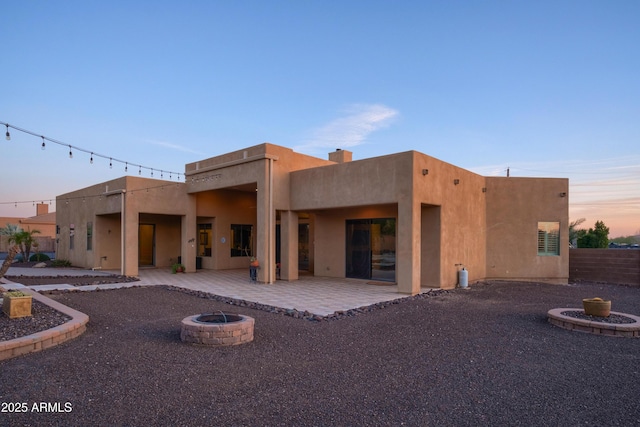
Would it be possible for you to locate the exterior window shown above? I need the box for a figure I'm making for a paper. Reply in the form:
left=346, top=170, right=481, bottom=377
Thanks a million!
left=198, top=224, right=212, bottom=257
left=230, top=224, right=253, bottom=257
left=538, top=222, right=560, bottom=256
left=87, top=222, right=93, bottom=251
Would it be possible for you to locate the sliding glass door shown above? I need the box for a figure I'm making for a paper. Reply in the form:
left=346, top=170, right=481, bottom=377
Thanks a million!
left=346, top=218, right=396, bottom=282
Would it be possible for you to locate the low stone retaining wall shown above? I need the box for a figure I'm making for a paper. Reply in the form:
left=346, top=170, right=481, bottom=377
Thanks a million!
left=0, top=290, right=89, bottom=361
left=548, top=308, right=640, bottom=337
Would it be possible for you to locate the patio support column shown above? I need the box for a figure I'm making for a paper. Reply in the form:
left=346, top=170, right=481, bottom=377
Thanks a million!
left=256, top=158, right=275, bottom=283
left=280, top=210, right=298, bottom=281
left=122, top=192, right=139, bottom=277
left=397, top=197, right=421, bottom=295
left=181, top=194, right=198, bottom=273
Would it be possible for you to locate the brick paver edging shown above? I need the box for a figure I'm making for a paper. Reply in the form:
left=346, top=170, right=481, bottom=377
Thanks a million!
left=548, top=308, right=640, bottom=337
left=0, top=290, right=89, bottom=361
left=181, top=314, right=254, bottom=346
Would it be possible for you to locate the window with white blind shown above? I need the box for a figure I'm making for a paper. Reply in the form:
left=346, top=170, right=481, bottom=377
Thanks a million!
left=538, top=222, right=560, bottom=256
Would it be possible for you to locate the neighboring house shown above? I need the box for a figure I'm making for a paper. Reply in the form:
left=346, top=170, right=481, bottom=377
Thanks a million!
left=0, top=203, right=57, bottom=253
left=56, top=143, right=569, bottom=293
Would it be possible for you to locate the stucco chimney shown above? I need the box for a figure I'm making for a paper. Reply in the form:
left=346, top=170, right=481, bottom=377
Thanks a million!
left=328, top=148, right=352, bottom=163
left=36, top=203, right=48, bottom=216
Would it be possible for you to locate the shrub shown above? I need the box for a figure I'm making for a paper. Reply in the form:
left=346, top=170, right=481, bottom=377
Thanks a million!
left=51, top=259, right=72, bottom=267
left=3, top=290, right=28, bottom=297
left=29, top=253, right=51, bottom=262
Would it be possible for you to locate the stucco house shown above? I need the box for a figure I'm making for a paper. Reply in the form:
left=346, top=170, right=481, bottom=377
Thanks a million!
left=56, top=143, right=569, bottom=294
left=1, top=203, right=57, bottom=253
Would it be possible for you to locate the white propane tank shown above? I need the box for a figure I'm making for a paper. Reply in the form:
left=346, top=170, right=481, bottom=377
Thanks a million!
left=459, top=268, right=468, bottom=288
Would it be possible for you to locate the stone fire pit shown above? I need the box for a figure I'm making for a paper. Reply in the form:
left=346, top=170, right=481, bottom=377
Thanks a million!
left=180, top=313, right=255, bottom=346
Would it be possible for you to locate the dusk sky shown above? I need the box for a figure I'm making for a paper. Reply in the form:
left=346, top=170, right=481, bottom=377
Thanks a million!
left=1, top=1, right=638, bottom=237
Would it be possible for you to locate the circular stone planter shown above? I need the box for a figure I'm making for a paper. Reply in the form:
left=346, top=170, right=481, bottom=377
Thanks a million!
left=180, top=313, right=255, bottom=346
left=548, top=308, right=640, bottom=337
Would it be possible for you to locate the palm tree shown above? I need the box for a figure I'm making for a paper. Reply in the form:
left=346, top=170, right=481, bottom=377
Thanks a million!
left=569, top=218, right=586, bottom=247
left=8, top=228, right=41, bottom=262
left=0, top=223, right=22, bottom=235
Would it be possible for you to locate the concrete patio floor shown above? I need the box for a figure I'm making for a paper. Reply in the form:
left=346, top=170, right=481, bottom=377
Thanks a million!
left=3, top=267, right=432, bottom=316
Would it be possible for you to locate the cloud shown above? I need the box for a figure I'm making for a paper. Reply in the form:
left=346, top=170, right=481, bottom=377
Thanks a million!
left=295, top=104, right=399, bottom=153
left=144, top=139, right=205, bottom=156
left=469, top=156, right=640, bottom=236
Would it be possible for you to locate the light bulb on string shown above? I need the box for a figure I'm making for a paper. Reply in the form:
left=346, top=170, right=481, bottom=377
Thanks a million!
left=1, top=122, right=183, bottom=184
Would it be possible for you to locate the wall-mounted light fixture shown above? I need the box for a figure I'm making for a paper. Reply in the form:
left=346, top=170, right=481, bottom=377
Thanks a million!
left=559, top=192, right=567, bottom=197
left=482, top=187, right=487, bottom=193
left=453, top=179, right=460, bottom=185
left=422, top=169, right=429, bottom=175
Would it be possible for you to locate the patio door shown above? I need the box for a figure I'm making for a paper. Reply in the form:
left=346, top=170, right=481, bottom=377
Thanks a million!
left=138, top=224, right=155, bottom=266
left=346, top=219, right=396, bottom=282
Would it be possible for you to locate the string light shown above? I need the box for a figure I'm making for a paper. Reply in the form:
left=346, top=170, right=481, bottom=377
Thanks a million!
left=125, top=162, right=128, bottom=172
left=90, top=152, right=94, bottom=164
left=0, top=120, right=184, bottom=180
left=1, top=179, right=187, bottom=209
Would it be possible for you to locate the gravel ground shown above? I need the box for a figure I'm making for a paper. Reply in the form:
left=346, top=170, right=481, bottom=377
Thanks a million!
left=1, top=281, right=639, bottom=426
left=0, top=300, right=71, bottom=341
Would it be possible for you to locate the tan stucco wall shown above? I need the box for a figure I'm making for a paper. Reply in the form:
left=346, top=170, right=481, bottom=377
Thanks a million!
left=290, top=151, right=489, bottom=291
left=186, top=143, right=335, bottom=282
left=485, top=176, right=569, bottom=284
left=57, top=176, right=191, bottom=276
left=195, top=189, right=257, bottom=270
left=55, top=142, right=569, bottom=291
left=313, top=205, right=398, bottom=279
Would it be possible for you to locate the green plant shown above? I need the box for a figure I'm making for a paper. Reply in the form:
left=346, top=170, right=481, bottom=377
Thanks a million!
left=7, top=228, right=41, bottom=262
left=51, top=259, right=72, bottom=267
left=172, top=263, right=185, bottom=273
left=29, top=253, right=51, bottom=262
left=0, top=223, right=21, bottom=236
left=3, top=290, right=28, bottom=298
left=577, top=220, right=610, bottom=248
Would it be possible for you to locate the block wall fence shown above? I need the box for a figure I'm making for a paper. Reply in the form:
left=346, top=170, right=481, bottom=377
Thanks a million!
left=569, top=249, right=640, bottom=286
